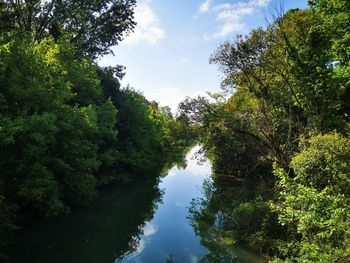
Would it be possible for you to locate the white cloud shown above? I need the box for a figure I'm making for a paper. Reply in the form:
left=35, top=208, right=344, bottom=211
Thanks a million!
left=205, top=21, right=245, bottom=40
left=167, top=145, right=212, bottom=177
left=252, top=0, right=272, bottom=7
left=199, top=0, right=211, bottom=13
left=118, top=222, right=157, bottom=262
left=202, top=0, right=271, bottom=40
left=143, top=222, right=157, bottom=237
left=156, top=86, right=185, bottom=113
left=152, top=86, right=208, bottom=114
left=185, top=145, right=212, bottom=176
left=124, top=2, right=165, bottom=45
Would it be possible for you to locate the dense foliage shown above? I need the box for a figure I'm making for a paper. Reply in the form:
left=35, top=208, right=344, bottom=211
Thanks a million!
left=272, top=133, right=350, bottom=261
left=185, top=2, right=350, bottom=262
left=0, top=0, right=196, bottom=255
left=0, top=0, right=137, bottom=57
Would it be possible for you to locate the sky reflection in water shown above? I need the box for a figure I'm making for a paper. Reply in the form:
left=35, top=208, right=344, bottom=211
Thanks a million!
left=118, top=146, right=211, bottom=263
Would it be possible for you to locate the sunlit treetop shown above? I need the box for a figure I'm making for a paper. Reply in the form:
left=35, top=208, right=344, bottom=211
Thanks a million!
left=0, top=0, right=137, bottom=58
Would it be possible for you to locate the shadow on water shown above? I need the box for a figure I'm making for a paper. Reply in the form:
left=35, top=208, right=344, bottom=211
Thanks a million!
left=8, top=175, right=163, bottom=263
left=188, top=177, right=268, bottom=263
left=7, top=146, right=190, bottom=263
left=8, top=146, right=267, bottom=263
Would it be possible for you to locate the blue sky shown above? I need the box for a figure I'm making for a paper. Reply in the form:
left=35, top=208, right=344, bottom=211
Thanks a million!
left=99, top=0, right=308, bottom=113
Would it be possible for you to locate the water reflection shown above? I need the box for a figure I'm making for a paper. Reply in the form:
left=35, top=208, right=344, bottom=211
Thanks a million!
left=117, top=222, right=158, bottom=262
left=8, top=146, right=209, bottom=263
left=117, top=146, right=210, bottom=263
left=8, top=146, right=266, bottom=263
left=9, top=175, right=164, bottom=263
left=188, top=177, right=268, bottom=263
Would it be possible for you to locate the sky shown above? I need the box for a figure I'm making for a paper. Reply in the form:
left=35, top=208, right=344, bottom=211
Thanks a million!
left=99, top=0, right=308, bottom=113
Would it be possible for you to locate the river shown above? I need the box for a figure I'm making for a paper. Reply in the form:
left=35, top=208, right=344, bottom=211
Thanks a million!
left=8, top=146, right=266, bottom=263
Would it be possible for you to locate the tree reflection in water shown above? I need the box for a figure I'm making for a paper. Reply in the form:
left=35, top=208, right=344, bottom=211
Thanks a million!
left=188, top=178, right=268, bottom=263
left=8, top=148, right=190, bottom=263
left=8, top=174, right=163, bottom=263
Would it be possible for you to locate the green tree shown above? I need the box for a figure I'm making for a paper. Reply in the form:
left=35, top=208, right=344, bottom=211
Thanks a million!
left=210, top=9, right=347, bottom=164
left=95, top=99, right=119, bottom=184
left=0, top=0, right=136, bottom=57
left=272, top=133, right=350, bottom=262
left=308, top=0, right=350, bottom=123
left=0, top=37, right=102, bottom=216
left=186, top=3, right=350, bottom=262
left=114, top=88, right=167, bottom=174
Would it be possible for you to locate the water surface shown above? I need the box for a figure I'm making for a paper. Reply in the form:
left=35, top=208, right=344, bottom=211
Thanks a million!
left=9, top=147, right=265, bottom=263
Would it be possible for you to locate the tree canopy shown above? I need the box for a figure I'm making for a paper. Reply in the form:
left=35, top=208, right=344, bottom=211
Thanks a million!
left=0, top=0, right=136, bottom=57
left=183, top=3, right=350, bottom=262
left=0, top=1, right=197, bottom=255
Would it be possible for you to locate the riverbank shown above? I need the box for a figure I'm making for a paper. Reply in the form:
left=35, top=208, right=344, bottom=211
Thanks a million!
left=7, top=147, right=266, bottom=263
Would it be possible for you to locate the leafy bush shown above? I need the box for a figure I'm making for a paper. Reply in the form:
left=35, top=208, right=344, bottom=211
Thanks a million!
left=272, top=133, right=350, bottom=262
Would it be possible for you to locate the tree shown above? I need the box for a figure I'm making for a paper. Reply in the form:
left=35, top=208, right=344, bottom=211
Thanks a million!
left=308, top=0, right=350, bottom=122
left=272, top=133, right=350, bottom=262
left=0, top=0, right=136, bottom=57
left=209, top=8, right=347, bottom=165
left=113, top=88, right=167, bottom=174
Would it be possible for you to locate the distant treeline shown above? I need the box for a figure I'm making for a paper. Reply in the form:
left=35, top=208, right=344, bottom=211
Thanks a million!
left=0, top=0, right=196, bottom=252
left=184, top=1, right=350, bottom=262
